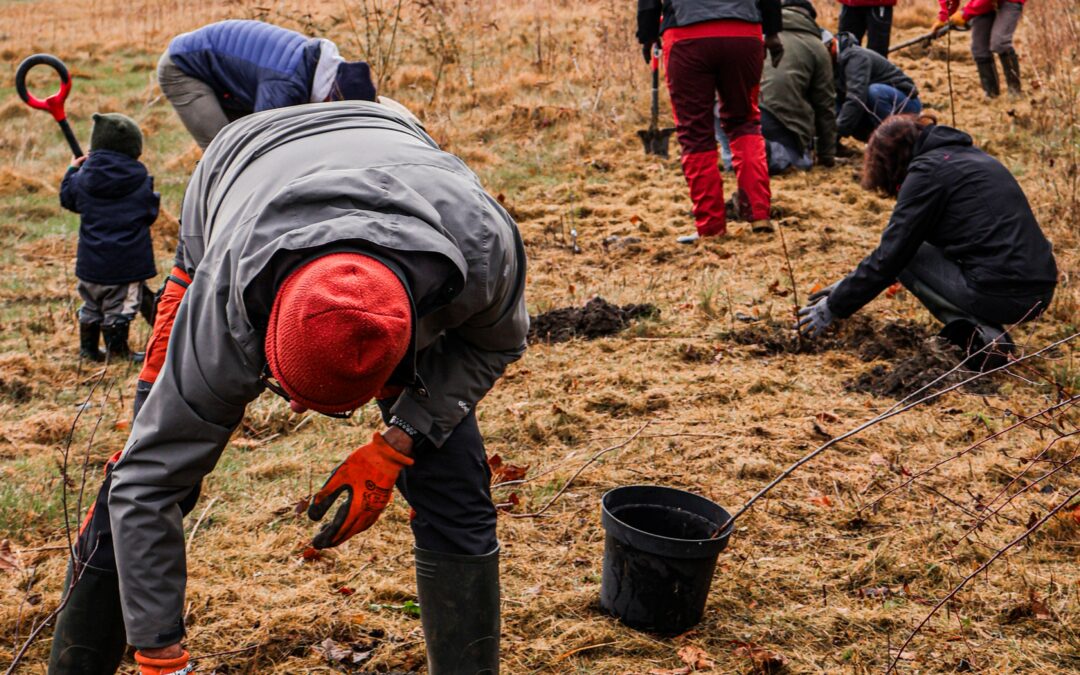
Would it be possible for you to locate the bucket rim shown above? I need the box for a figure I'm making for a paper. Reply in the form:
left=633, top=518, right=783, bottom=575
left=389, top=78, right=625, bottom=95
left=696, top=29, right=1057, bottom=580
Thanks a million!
left=601, top=484, right=734, bottom=548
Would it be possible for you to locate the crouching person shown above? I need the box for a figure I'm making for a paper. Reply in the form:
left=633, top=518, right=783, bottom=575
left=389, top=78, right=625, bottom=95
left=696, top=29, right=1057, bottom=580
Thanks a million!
left=47, top=101, right=528, bottom=675
left=759, top=0, right=838, bottom=173
left=797, top=115, right=1056, bottom=368
left=61, top=113, right=159, bottom=363
left=830, top=31, right=920, bottom=142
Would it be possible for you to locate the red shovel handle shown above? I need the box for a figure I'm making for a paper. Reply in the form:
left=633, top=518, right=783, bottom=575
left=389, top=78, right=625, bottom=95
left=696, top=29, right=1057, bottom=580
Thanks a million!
left=15, top=54, right=73, bottom=122
left=15, top=54, right=83, bottom=157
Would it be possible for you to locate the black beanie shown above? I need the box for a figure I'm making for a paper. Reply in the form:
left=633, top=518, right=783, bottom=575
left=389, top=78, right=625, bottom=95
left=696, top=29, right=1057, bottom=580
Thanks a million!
left=330, top=61, right=377, bottom=102
left=90, top=113, right=143, bottom=159
left=781, top=0, right=818, bottom=20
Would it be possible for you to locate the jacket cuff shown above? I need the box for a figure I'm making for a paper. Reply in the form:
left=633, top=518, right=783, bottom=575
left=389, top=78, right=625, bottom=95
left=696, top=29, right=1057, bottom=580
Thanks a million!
left=389, top=393, right=447, bottom=447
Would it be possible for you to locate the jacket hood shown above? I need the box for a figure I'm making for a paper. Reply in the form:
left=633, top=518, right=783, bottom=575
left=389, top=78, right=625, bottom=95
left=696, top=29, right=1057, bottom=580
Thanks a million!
left=836, top=31, right=860, bottom=54
left=914, top=125, right=973, bottom=156
left=782, top=7, right=823, bottom=35
left=79, top=150, right=148, bottom=198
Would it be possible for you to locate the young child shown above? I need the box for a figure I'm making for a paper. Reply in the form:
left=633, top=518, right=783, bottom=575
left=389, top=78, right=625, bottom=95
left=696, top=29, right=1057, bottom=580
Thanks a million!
left=60, top=113, right=159, bottom=362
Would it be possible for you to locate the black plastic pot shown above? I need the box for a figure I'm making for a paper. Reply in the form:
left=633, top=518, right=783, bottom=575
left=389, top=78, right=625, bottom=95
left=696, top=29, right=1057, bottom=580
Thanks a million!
left=600, top=485, right=733, bottom=634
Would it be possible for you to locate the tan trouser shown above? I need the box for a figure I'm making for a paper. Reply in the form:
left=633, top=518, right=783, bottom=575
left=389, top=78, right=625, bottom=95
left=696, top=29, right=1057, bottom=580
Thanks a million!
left=156, top=52, right=231, bottom=150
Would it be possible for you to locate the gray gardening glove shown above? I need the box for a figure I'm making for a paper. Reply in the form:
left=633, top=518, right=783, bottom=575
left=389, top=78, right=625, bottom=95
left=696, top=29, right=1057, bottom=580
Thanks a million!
left=797, top=297, right=835, bottom=339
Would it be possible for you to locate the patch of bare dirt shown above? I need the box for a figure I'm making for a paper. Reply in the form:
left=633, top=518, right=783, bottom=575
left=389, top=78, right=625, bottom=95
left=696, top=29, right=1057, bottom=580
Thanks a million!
left=528, top=297, right=659, bottom=344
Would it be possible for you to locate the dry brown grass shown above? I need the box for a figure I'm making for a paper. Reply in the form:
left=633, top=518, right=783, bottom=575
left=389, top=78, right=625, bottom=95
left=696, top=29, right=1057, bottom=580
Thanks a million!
left=0, top=0, right=1077, bottom=673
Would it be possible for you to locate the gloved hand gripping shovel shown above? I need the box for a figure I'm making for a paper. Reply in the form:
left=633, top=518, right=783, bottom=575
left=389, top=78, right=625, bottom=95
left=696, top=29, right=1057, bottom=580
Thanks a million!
left=888, top=23, right=967, bottom=54
left=15, top=54, right=83, bottom=157
left=637, top=44, right=675, bottom=158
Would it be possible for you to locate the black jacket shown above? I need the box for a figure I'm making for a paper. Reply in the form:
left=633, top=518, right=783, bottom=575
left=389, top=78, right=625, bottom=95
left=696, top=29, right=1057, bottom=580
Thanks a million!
left=60, top=150, right=159, bottom=285
left=637, top=0, right=782, bottom=46
left=835, top=32, right=916, bottom=138
left=828, top=125, right=1058, bottom=318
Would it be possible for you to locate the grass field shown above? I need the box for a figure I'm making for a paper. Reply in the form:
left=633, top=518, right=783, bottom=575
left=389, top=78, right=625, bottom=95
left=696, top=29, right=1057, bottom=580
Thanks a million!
left=0, top=0, right=1077, bottom=672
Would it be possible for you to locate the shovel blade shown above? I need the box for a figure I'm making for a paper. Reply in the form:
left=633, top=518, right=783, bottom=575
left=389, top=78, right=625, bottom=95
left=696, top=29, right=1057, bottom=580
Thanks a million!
left=638, top=127, right=676, bottom=158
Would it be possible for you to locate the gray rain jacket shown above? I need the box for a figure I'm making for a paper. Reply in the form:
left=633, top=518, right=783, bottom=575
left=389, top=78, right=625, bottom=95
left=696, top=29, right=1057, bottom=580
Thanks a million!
left=108, top=102, right=528, bottom=648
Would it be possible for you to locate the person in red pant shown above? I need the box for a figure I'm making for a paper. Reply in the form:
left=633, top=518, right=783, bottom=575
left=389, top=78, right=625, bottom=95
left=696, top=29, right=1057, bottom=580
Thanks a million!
left=637, top=0, right=784, bottom=244
left=836, top=0, right=895, bottom=57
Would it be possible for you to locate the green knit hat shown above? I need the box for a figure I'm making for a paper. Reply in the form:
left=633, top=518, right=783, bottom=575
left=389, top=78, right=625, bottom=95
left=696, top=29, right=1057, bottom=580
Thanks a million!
left=90, top=112, right=143, bottom=159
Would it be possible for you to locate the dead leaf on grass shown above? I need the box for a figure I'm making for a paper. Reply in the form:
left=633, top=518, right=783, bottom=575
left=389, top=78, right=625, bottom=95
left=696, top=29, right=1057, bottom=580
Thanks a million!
left=488, top=454, right=529, bottom=484
left=677, top=645, right=714, bottom=670
left=314, top=637, right=372, bottom=665
left=1004, top=590, right=1053, bottom=623
left=731, top=641, right=788, bottom=673
left=0, top=540, right=21, bottom=572
left=808, top=493, right=833, bottom=508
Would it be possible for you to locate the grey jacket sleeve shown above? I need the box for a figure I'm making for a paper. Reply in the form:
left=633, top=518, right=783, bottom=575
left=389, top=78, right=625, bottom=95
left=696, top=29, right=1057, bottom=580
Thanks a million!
left=390, top=231, right=528, bottom=448
left=837, top=53, right=871, bottom=138
left=108, top=274, right=262, bottom=649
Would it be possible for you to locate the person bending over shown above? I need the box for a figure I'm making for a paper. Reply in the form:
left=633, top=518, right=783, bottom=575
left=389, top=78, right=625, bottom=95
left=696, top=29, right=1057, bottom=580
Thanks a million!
left=797, top=114, right=1056, bottom=368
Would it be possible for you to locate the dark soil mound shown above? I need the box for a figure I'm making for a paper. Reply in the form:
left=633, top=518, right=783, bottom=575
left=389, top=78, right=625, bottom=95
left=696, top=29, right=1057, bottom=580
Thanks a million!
left=718, top=316, right=1000, bottom=399
left=529, top=297, right=659, bottom=344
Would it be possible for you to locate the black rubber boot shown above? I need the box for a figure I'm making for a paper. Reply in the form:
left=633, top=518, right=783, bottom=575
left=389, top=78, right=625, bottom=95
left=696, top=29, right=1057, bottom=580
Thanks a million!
left=975, top=58, right=1000, bottom=99
left=78, top=322, right=105, bottom=362
left=102, top=320, right=144, bottom=363
left=47, top=564, right=127, bottom=674
left=415, top=546, right=500, bottom=674
left=939, top=320, right=1015, bottom=372
left=999, top=50, right=1022, bottom=97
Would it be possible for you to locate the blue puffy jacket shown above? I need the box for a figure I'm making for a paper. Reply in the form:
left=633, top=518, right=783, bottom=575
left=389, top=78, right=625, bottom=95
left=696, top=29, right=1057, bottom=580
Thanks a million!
left=60, top=150, right=159, bottom=285
left=167, top=20, right=321, bottom=113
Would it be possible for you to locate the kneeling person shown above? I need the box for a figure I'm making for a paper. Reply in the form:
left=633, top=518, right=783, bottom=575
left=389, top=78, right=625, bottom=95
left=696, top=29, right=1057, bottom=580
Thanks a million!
left=797, top=115, right=1056, bottom=367
left=830, top=31, right=920, bottom=142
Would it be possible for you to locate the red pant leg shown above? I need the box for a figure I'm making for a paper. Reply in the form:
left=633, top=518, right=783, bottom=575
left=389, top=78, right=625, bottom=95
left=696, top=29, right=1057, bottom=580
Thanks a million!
left=664, top=38, right=727, bottom=236
left=714, top=43, right=771, bottom=221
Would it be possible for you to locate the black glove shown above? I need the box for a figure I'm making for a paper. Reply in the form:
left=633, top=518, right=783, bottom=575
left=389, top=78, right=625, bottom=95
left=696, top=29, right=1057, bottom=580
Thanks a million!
left=764, top=34, right=784, bottom=68
left=642, top=43, right=653, bottom=65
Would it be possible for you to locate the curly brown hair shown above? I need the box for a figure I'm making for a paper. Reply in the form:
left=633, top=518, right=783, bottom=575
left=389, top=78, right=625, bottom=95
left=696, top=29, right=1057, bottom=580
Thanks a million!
left=861, top=113, right=938, bottom=195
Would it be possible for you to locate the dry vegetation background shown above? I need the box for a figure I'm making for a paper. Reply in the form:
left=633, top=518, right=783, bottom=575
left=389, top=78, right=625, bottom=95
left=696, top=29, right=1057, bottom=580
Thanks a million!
left=0, top=0, right=1078, bottom=672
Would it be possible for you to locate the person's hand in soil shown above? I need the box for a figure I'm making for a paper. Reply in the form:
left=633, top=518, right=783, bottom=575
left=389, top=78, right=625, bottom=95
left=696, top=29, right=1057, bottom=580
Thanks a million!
left=797, top=297, right=836, bottom=339
left=307, top=432, right=414, bottom=549
left=808, top=281, right=840, bottom=303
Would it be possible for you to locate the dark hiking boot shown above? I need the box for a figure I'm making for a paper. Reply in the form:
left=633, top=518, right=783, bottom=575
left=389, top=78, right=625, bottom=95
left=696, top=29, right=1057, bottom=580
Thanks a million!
left=48, top=564, right=127, bottom=674
left=999, top=50, right=1022, bottom=97
left=79, top=322, right=105, bottom=362
left=102, top=320, right=144, bottom=363
left=415, top=546, right=500, bottom=674
left=975, top=58, right=1000, bottom=98
left=939, top=320, right=1014, bottom=372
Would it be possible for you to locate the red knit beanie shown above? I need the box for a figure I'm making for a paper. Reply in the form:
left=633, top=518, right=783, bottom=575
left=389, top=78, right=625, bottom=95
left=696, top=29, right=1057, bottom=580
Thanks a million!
left=265, top=253, right=411, bottom=414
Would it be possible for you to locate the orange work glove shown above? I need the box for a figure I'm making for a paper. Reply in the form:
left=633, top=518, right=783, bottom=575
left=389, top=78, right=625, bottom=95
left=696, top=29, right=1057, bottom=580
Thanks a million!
left=307, top=433, right=414, bottom=549
left=134, top=649, right=191, bottom=675
left=949, top=10, right=966, bottom=28
left=931, top=18, right=947, bottom=32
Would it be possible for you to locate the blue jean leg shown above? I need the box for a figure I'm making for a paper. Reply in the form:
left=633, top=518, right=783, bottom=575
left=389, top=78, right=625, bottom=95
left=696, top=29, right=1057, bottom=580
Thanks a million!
left=867, top=83, right=922, bottom=125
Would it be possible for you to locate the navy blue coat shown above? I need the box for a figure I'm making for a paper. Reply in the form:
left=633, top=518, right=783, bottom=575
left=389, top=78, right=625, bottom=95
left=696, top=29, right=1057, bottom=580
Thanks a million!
left=167, top=20, right=321, bottom=114
left=60, top=150, right=159, bottom=285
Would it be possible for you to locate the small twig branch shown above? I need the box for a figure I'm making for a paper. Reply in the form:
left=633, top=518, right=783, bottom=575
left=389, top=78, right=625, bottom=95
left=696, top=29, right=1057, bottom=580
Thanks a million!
left=863, top=395, right=1080, bottom=512
left=776, top=225, right=802, bottom=350
left=186, top=496, right=220, bottom=554
left=509, top=423, right=650, bottom=519
left=731, top=332, right=1080, bottom=525
left=886, top=486, right=1080, bottom=674
left=951, top=439, right=1079, bottom=550
left=190, top=642, right=265, bottom=662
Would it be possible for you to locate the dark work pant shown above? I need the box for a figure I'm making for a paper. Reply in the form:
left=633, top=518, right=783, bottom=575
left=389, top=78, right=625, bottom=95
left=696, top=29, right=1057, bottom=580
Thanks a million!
left=970, top=1, right=1023, bottom=60
left=379, top=405, right=499, bottom=556
left=898, top=243, right=1054, bottom=327
left=665, top=34, right=770, bottom=230
left=839, top=5, right=893, bottom=57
